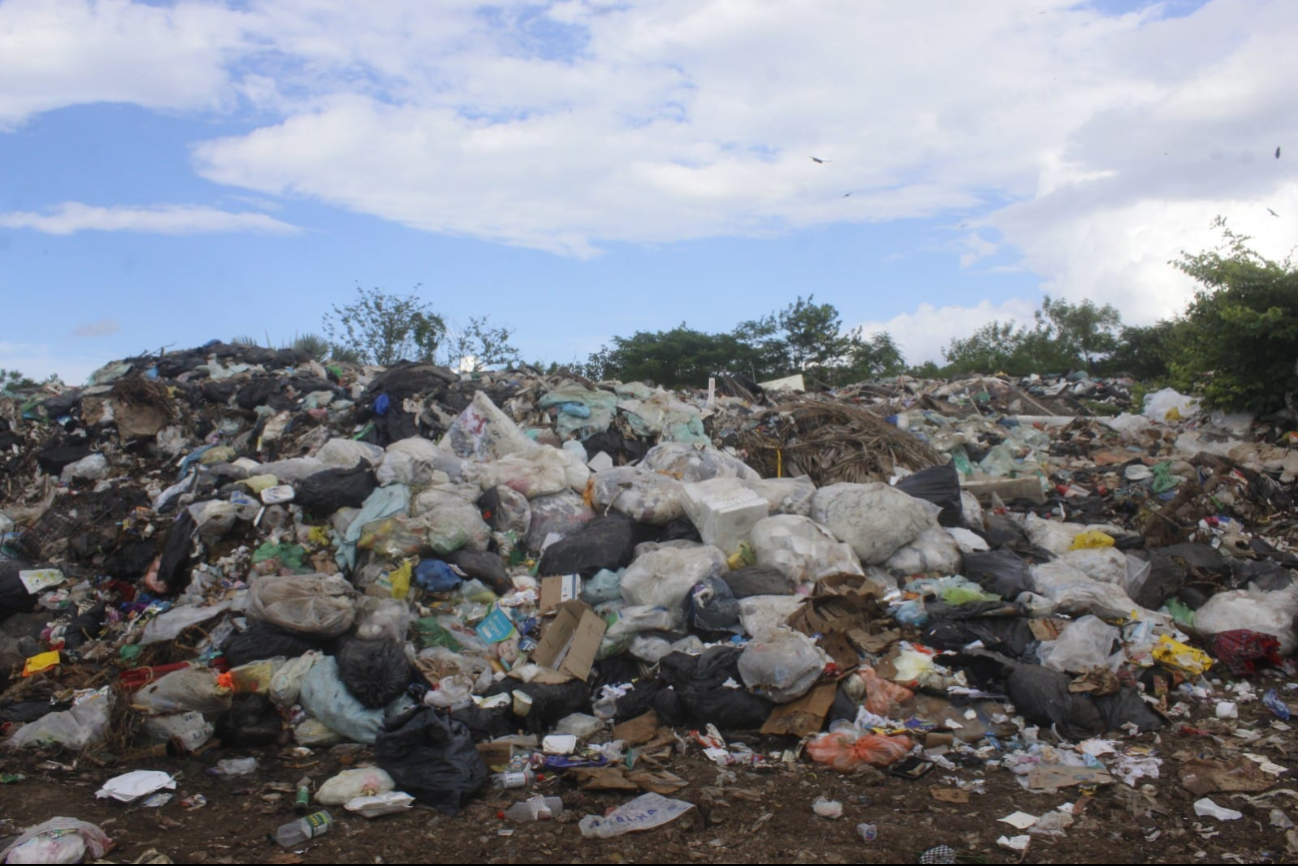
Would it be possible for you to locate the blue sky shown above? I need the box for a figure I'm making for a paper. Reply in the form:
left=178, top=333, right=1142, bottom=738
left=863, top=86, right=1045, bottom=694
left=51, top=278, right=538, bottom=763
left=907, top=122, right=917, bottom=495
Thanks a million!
left=2, top=0, right=1294, bottom=382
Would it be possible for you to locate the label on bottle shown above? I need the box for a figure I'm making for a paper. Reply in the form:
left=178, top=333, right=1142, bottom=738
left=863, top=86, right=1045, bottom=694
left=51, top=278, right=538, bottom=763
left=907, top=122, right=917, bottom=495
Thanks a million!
left=498, top=771, right=529, bottom=789
left=303, top=810, right=331, bottom=837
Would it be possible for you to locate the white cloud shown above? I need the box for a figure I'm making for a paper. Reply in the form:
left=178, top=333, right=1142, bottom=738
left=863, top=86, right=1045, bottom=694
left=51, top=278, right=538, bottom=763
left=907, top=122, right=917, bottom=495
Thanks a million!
left=0, top=203, right=300, bottom=235
left=72, top=318, right=121, bottom=338
left=855, top=298, right=1041, bottom=367
left=3, top=0, right=1298, bottom=330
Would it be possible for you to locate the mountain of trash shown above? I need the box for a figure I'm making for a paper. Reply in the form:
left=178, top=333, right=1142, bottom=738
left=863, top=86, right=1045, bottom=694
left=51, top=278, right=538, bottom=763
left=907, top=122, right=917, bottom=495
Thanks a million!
left=2, top=340, right=1297, bottom=855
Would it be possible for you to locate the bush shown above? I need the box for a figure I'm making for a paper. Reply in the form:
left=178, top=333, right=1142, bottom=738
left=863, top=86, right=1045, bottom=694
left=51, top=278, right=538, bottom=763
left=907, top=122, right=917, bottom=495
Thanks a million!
left=322, top=285, right=446, bottom=366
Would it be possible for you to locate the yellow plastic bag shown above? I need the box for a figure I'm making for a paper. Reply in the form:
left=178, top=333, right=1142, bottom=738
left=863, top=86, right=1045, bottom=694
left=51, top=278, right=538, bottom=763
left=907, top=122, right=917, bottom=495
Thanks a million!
left=22, top=650, right=61, bottom=677
left=388, top=560, right=412, bottom=600
left=1152, top=634, right=1213, bottom=675
left=1070, top=530, right=1115, bottom=551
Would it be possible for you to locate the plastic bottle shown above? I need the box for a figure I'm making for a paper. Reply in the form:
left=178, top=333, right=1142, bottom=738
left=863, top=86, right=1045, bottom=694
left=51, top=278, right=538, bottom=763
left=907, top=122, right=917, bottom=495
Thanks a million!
left=503, top=796, right=563, bottom=821
left=275, top=810, right=333, bottom=847
left=490, top=769, right=535, bottom=790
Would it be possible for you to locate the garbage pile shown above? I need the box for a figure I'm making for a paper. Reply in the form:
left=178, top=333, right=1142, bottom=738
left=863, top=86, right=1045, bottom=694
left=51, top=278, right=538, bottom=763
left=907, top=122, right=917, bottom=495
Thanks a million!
left=2, top=344, right=1297, bottom=857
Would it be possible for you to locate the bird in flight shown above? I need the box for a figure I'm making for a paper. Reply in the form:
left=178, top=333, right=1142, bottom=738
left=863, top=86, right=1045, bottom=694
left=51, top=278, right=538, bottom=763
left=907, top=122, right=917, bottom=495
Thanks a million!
left=810, top=156, right=830, bottom=164
left=842, top=192, right=852, bottom=198
left=1268, top=207, right=1280, bottom=217
left=1277, top=146, right=1282, bottom=159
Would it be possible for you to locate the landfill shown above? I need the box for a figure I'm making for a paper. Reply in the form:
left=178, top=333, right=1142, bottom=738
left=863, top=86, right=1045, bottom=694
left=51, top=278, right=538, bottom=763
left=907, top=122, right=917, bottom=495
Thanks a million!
left=2, top=345, right=1297, bottom=863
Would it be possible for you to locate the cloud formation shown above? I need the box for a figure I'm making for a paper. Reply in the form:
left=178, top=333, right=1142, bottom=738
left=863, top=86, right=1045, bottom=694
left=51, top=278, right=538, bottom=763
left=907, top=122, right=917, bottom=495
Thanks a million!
left=0, top=203, right=300, bottom=236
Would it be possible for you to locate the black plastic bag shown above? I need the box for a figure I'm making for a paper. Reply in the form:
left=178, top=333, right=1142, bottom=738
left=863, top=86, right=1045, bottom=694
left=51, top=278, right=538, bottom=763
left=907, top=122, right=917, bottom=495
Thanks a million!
left=962, top=550, right=1035, bottom=599
left=444, top=548, right=512, bottom=596
left=580, top=428, right=649, bottom=465
left=1003, top=662, right=1104, bottom=740
left=660, top=646, right=774, bottom=730
left=36, top=442, right=93, bottom=475
left=689, top=577, right=740, bottom=631
left=295, top=462, right=378, bottom=516
left=103, top=538, right=158, bottom=579
left=154, top=511, right=198, bottom=594
left=1093, top=687, right=1164, bottom=734
left=61, top=604, right=106, bottom=652
left=537, top=515, right=648, bottom=578
left=216, top=694, right=283, bottom=746
left=375, top=706, right=488, bottom=816
left=222, top=622, right=322, bottom=667
left=493, top=680, right=591, bottom=734
left=724, top=566, right=795, bottom=598
left=895, top=463, right=963, bottom=528
left=450, top=704, right=516, bottom=742
left=337, top=638, right=412, bottom=709
left=658, top=516, right=702, bottom=544
left=0, top=560, right=39, bottom=621
left=922, top=602, right=1034, bottom=659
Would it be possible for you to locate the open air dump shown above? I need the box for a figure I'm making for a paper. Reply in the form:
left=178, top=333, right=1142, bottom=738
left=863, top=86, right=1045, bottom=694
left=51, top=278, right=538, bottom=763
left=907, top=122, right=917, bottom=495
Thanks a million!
left=3, top=343, right=1298, bottom=864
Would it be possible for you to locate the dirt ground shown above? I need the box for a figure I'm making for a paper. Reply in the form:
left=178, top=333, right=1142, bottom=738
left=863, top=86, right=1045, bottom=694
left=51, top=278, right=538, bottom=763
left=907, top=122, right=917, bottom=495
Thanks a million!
left=3, top=690, right=1295, bottom=865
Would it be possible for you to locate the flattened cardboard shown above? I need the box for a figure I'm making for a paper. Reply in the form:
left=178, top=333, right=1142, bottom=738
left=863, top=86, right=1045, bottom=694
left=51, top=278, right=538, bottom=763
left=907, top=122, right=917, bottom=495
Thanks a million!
left=761, top=682, right=838, bottom=737
left=531, top=600, right=607, bottom=682
left=1027, top=765, right=1113, bottom=790
left=476, top=742, right=513, bottom=768
left=613, top=711, right=661, bottom=747
left=540, top=575, right=580, bottom=613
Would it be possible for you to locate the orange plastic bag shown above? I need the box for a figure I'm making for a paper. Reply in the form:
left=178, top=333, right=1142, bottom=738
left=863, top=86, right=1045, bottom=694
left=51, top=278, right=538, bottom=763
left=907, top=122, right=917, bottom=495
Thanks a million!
left=806, top=731, right=913, bottom=772
left=856, top=667, right=915, bottom=717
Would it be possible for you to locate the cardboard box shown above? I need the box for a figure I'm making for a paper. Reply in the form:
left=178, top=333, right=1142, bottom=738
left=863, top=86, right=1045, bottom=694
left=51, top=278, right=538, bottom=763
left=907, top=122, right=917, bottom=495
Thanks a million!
left=532, top=601, right=607, bottom=682
left=540, top=574, right=581, bottom=612
left=476, top=742, right=513, bottom=768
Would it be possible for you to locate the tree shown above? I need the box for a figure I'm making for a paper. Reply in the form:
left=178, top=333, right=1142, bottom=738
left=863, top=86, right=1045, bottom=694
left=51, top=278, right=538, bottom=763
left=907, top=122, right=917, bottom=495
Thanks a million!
left=1171, top=218, right=1298, bottom=415
left=942, top=295, right=1123, bottom=376
left=443, top=316, right=522, bottom=372
left=322, top=285, right=446, bottom=366
left=1036, top=295, right=1121, bottom=371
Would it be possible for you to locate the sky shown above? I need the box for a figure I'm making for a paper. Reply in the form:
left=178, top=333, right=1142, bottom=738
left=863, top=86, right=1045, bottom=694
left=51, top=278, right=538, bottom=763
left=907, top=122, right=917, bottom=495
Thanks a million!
left=2, top=0, right=1296, bottom=384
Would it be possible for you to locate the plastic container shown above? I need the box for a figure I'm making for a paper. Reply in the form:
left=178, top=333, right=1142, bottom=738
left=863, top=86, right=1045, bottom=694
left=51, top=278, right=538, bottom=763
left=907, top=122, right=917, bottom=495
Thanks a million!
left=275, top=810, right=334, bottom=847
left=503, top=796, right=563, bottom=821
left=491, top=769, right=536, bottom=790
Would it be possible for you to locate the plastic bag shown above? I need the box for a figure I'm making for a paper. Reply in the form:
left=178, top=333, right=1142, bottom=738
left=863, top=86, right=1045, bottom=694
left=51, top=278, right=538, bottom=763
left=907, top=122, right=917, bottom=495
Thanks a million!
left=805, top=731, right=913, bottom=771
left=1194, top=587, right=1298, bottom=655
left=885, top=527, right=963, bottom=576
left=471, top=449, right=570, bottom=500
left=962, top=550, right=1035, bottom=599
left=526, top=491, right=596, bottom=553
left=1023, top=514, right=1087, bottom=556
left=640, top=442, right=760, bottom=483
left=132, top=669, right=232, bottom=716
left=356, top=598, right=412, bottom=641
left=725, top=566, right=797, bottom=598
left=480, top=486, right=531, bottom=536
left=0, top=818, right=111, bottom=864
left=894, top=463, right=963, bottom=527
left=317, top=767, right=396, bottom=806
left=589, top=467, right=685, bottom=525
left=6, top=689, right=112, bottom=750
left=1143, top=388, right=1200, bottom=422
left=410, top=493, right=492, bottom=554
left=579, top=793, right=695, bottom=839
left=1029, top=561, right=1157, bottom=622
left=335, top=638, right=411, bottom=709
left=269, top=651, right=324, bottom=708
left=737, top=629, right=827, bottom=704
left=581, top=569, right=623, bottom=605
left=538, top=515, right=644, bottom=578
left=619, top=392, right=708, bottom=443
left=299, top=656, right=412, bottom=745
left=689, top=576, right=740, bottom=631
left=738, top=595, right=804, bottom=640
left=296, top=462, right=378, bottom=516
left=1152, top=635, right=1214, bottom=675
left=248, top=573, right=356, bottom=638
left=847, top=666, right=915, bottom=718
left=315, top=437, right=385, bottom=469
left=745, top=476, right=817, bottom=517
left=227, top=657, right=287, bottom=694
left=1070, top=530, right=1115, bottom=550
left=810, top=482, right=934, bottom=565
left=1062, top=547, right=1128, bottom=585
left=338, top=484, right=410, bottom=571
left=1038, top=615, right=1121, bottom=673
left=374, top=706, right=488, bottom=816
left=620, top=545, right=728, bottom=609
left=750, top=515, right=862, bottom=588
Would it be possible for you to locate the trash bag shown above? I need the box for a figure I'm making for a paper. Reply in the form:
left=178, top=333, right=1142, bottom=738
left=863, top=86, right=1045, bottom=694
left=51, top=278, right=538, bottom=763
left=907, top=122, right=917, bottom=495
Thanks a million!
left=317, top=767, right=396, bottom=806
left=1038, top=615, right=1121, bottom=673
left=885, top=527, right=963, bottom=576
left=811, top=482, right=934, bottom=565
left=659, top=646, right=775, bottom=730
left=6, top=689, right=112, bottom=750
left=299, top=656, right=411, bottom=745
left=153, top=510, right=198, bottom=593
left=750, top=515, right=863, bottom=588
left=526, top=491, right=596, bottom=553
left=223, top=621, right=322, bottom=668
left=895, top=463, right=963, bottom=527
left=0, top=560, right=40, bottom=619
left=215, top=694, right=282, bottom=746
left=473, top=449, right=572, bottom=499
left=1194, top=587, right=1298, bottom=655
left=492, top=679, right=592, bottom=733
left=480, top=486, right=531, bottom=536
left=725, top=566, right=797, bottom=598
left=1211, top=630, right=1284, bottom=676
left=921, top=604, right=1035, bottom=659
left=0, top=818, right=111, bottom=864
left=1093, top=687, right=1164, bottom=733
left=374, top=706, right=489, bottom=816
left=1029, top=561, right=1156, bottom=622
left=296, top=462, right=378, bottom=516
left=445, top=548, right=513, bottom=596
left=1002, top=660, right=1104, bottom=741
left=590, top=467, right=686, bottom=525
left=1062, top=547, right=1128, bottom=585
left=316, top=438, right=385, bottom=469
left=738, top=595, right=804, bottom=640
left=962, top=550, right=1036, bottom=599
left=745, top=476, right=817, bottom=517
left=248, top=573, right=356, bottom=638
left=620, top=544, right=728, bottom=610
left=737, top=629, right=827, bottom=704
left=338, top=639, right=412, bottom=709
left=538, top=515, right=648, bottom=578
left=414, top=559, right=462, bottom=593
left=581, top=568, right=623, bottom=605
left=689, top=577, right=741, bottom=632
left=377, top=438, right=465, bottom=487
left=132, top=669, right=232, bottom=716
left=410, top=491, right=492, bottom=554
left=102, top=539, right=159, bottom=580
left=806, top=731, right=913, bottom=771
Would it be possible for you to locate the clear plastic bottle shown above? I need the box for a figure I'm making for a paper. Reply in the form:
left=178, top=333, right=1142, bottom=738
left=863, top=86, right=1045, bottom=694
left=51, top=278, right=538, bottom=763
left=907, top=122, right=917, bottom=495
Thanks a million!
left=275, top=810, right=333, bottom=847
left=490, top=769, right=535, bottom=790
left=503, top=796, right=563, bottom=822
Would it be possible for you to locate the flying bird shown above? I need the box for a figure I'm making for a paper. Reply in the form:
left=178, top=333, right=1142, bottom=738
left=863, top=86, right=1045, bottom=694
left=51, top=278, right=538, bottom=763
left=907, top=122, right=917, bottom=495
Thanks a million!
left=1277, top=146, right=1282, bottom=159
left=842, top=192, right=852, bottom=198
left=1268, top=207, right=1280, bottom=217
left=810, top=156, right=830, bottom=164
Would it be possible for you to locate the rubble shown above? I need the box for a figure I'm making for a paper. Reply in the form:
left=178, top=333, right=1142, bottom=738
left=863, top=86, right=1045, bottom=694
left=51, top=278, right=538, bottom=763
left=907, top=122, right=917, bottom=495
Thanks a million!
left=1, top=347, right=1296, bottom=861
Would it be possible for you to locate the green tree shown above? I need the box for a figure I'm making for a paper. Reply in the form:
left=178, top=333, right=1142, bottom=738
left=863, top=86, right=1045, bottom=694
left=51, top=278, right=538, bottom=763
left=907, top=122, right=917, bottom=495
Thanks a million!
left=1171, top=219, right=1298, bottom=415
left=322, top=285, right=446, bottom=366
left=444, top=316, right=522, bottom=372
left=1035, top=295, right=1121, bottom=371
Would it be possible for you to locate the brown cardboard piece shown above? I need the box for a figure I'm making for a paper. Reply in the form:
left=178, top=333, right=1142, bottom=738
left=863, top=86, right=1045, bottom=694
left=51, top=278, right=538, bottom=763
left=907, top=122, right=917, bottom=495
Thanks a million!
left=789, top=575, right=884, bottom=637
left=1027, top=764, right=1114, bottom=790
left=531, top=600, right=607, bottom=682
left=760, top=682, right=838, bottom=737
left=540, top=575, right=580, bottom=613
left=613, top=711, right=661, bottom=747
left=476, top=742, right=513, bottom=768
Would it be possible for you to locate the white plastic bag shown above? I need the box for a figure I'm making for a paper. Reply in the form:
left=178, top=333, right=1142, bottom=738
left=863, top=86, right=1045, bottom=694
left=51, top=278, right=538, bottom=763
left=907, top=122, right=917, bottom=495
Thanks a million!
left=750, top=515, right=863, bottom=588
left=317, top=767, right=395, bottom=806
left=377, top=438, right=464, bottom=486
left=248, top=573, right=356, bottom=637
left=6, top=689, right=112, bottom=750
left=640, top=442, right=760, bottom=483
left=132, top=669, right=232, bottom=716
left=811, top=482, right=934, bottom=565
left=885, top=526, right=963, bottom=575
left=737, top=629, right=828, bottom=703
left=1062, top=547, right=1128, bottom=585
left=738, top=595, right=805, bottom=640
left=269, top=651, right=324, bottom=708
left=0, top=818, right=111, bottom=864
left=1195, top=587, right=1298, bottom=654
left=744, top=476, right=817, bottom=517
left=1038, top=615, right=1121, bottom=673
left=590, top=467, right=685, bottom=525
left=620, top=545, right=728, bottom=609
left=472, top=450, right=571, bottom=500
